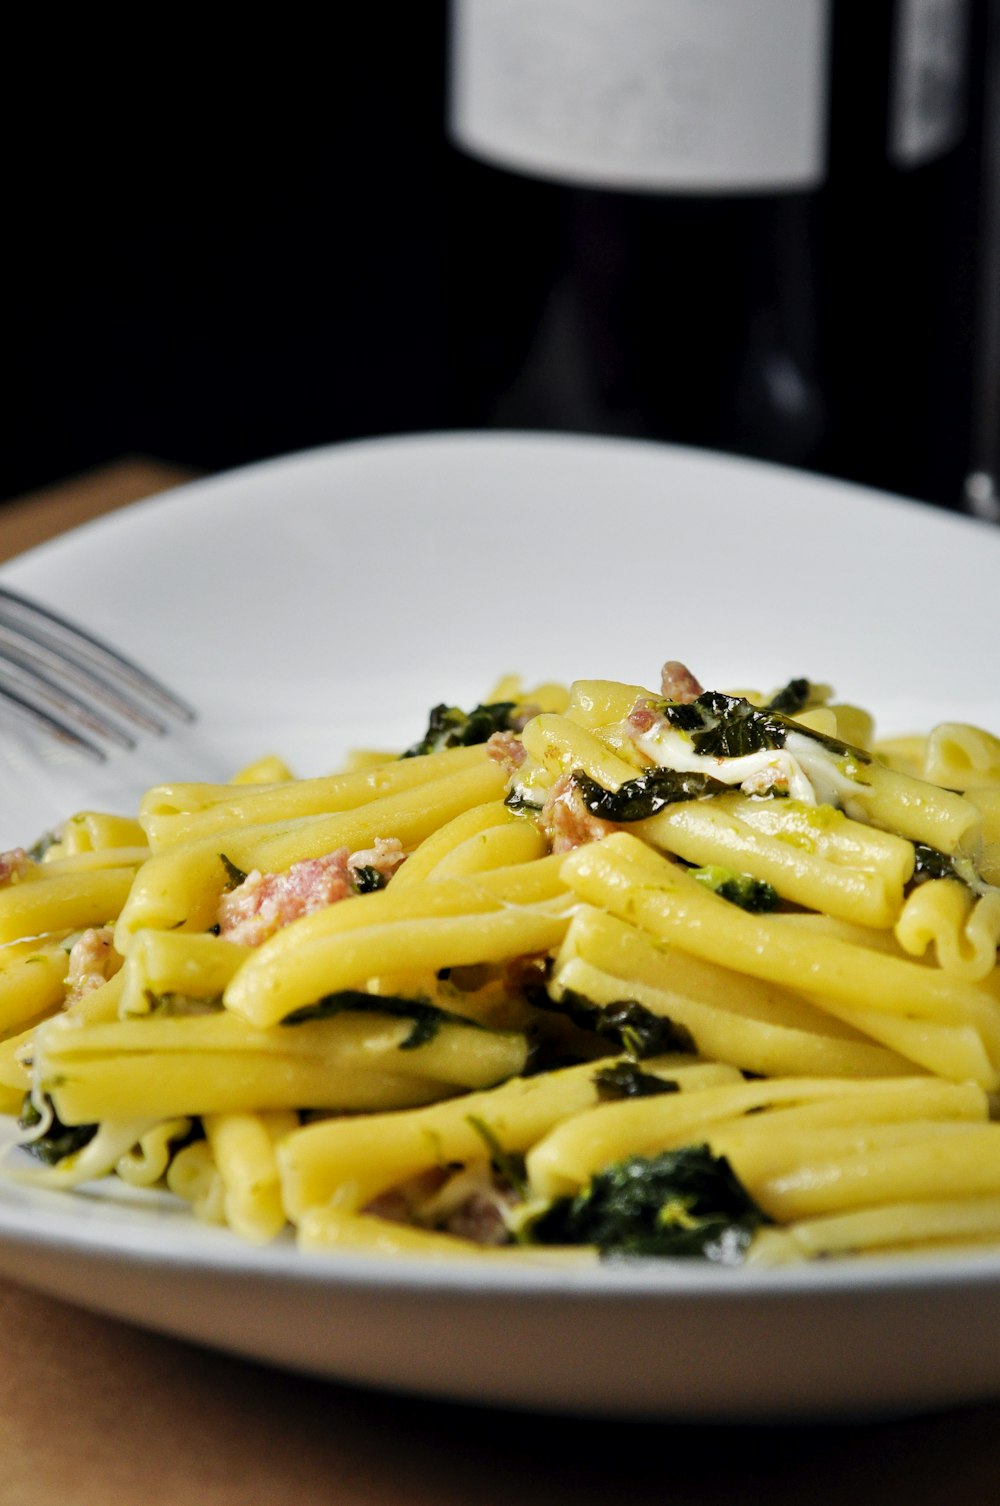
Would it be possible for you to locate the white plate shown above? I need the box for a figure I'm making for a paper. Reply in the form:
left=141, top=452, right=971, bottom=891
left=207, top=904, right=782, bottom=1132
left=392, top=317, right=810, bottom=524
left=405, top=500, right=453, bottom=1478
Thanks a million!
left=1, top=430, right=1000, bottom=1420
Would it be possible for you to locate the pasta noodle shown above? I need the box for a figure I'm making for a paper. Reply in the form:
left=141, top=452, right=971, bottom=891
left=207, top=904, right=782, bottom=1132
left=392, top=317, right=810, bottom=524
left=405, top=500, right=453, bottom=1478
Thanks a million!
left=1, top=659, right=999, bottom=1269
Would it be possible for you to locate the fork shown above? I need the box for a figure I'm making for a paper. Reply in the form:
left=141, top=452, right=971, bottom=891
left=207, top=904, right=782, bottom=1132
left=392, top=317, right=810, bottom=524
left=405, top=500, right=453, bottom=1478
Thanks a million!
left=0, top=585, right=196, bottom=762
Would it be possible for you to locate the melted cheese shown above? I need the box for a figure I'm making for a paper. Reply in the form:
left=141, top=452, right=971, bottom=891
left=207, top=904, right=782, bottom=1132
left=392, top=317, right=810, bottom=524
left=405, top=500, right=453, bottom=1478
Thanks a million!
left=632, top=722, right=863, bottom=811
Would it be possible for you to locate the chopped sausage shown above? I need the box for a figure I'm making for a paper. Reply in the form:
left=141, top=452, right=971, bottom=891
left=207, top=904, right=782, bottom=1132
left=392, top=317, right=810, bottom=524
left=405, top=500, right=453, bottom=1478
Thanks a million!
left=627, top=699, right=659, bottom=734
left=508, top=702, right=541, bottom=734
left=366, top=1164, right=516, bottom=1247
left=660, top=660, right=704, bottom=703
left=218, top=850, right=354, bottom=946
left=346, top=836, right=407, bottom=885
left=218, top=839, right=407, bottom=945
left=441, top=1182, right=517, bottom=1246
left=0, top=848, right=32, bottom=886
left=539, top=772, right=620, bottom=853
left=66, top=927, right=119, bottom=1004
left=486, top=730, right=527, bottom=771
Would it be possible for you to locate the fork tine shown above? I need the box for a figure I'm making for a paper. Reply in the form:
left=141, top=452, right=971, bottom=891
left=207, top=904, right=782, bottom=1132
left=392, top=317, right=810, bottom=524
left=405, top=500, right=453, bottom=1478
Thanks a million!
left=0, top=623, right=167, bottom=736
left=0, top=680, right=109, bottom=762
left=0, top=586, right=196, bottom=725
left=0, top=642, right=138, bottom=749
left=0, top=585, right=196, bottom=758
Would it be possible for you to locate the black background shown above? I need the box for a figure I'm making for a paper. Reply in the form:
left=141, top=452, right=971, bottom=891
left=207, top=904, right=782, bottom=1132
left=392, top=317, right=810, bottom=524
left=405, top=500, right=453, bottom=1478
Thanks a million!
left=4, top=10, right=457, bottom=499
left=3, top=4, right=992, bottom=511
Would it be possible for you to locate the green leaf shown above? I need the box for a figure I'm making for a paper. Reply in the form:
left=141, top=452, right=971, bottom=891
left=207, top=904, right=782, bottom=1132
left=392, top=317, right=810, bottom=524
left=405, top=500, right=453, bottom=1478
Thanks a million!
left=466, top=1114, right=528, bottom=1197
left=28, top=828, right=61, bottom=861
left=664, top=692, right=790, bottom=759
left=143, top=991, right=223, bottom=1017
left=18, top=1094, right=97, bottom=1166
left=352, top=864, right=386, bottom=894
left=525, top=1144, right=769, bottom=1262
left=592, top=1062, right=681, bottom=1101
left=281, top=989, right=492, bottom=1049
left=910, top=842, right=959, bottom=885
left=504, top=788, right=544, bottom=814
left=690, top=865, right=780, bottom=913
left=402, top=702, right=518, bottom=759
left=542, top=988, right=697, bottom=1060
left=573, top=768, right=728, bottom=822
left=219, top=853, right=249, bottom=891
left=765, top=678, right=812, bottom=714
left=663, top=691, right=869, bottom=767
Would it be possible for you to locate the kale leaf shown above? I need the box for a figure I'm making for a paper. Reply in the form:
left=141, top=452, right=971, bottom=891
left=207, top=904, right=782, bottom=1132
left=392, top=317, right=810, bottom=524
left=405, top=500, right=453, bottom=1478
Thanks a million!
left=504, top=788, right=544, bottom=814
left=18, top=1094, right=97, bottom=1166
left=352, top=864, right=387, bottom=894
left=765, top=678, right=813, bottom=715
left=663, top=692, right=790, bottom=758
left=143, top=991, right=223, bottom=1017
left=28, top=828, right=61, bottom=862
left=910, top=842, right=960, bottom=885
left=466, top=1114, right=528, bottom=1196
left=907, top=842, right=989, bottom=898
left=525, top=1144, right=769, bottom=1262
left=219, top=853, right=249, bottom=890
left=690, top=865, right=780, bottom=913
left=542, top=988, right=697, bottom=1060
left=402, top=702, right=518, bottom=758
left=663, top=690, right=868, bottom=767
left=592, top=1062, right=681, bottom=1101
left=573, top=768, right=728, bottom=822
left=281, top=988, right=492, bottom=1049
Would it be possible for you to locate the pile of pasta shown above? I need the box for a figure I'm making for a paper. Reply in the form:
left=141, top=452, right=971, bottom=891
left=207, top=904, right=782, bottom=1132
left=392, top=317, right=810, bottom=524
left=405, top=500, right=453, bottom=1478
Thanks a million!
left=2, top=662, right=1000, bottom=1267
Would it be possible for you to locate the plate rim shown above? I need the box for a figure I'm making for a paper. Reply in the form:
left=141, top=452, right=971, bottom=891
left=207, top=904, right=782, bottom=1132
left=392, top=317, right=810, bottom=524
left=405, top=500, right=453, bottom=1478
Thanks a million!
left=3, top=427, right=996, bottom=583
left=2, top=430, right=1000, bottom=1413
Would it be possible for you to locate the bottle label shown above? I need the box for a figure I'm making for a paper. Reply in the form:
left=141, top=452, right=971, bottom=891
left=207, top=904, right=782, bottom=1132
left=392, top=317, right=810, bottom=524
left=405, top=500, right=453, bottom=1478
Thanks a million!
left=889, top=0, right=970, bottom=167
left=450, top=0, right=832, bottom=192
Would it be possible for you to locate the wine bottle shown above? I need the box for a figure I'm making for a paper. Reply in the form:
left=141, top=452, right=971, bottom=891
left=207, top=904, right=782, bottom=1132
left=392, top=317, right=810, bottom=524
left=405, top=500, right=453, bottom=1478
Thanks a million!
left=962, top=1, right=1000, bottom=522
left=445, top=0, right=984, bottom=509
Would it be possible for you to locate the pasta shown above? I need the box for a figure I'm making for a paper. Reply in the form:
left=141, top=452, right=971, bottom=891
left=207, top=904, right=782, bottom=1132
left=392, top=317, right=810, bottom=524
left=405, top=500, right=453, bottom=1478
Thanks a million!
left=2, top=659, right=1000, bottom=1268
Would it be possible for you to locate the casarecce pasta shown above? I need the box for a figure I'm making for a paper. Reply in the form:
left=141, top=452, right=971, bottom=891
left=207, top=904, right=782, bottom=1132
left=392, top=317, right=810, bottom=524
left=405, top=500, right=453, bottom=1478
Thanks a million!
left=2, top=659, right=1000, bottom=1268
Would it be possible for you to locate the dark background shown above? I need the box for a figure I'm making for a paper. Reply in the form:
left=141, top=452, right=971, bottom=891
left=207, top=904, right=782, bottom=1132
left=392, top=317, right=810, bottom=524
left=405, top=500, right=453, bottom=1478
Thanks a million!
left=4, top=10, right=458, bottom=499
left=3, top=4, right=993, bottom=511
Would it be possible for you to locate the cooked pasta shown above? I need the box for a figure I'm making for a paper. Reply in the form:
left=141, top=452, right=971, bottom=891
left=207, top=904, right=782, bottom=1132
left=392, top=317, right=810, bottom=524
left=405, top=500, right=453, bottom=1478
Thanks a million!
left=2, top=660, right=1000, bottom=1269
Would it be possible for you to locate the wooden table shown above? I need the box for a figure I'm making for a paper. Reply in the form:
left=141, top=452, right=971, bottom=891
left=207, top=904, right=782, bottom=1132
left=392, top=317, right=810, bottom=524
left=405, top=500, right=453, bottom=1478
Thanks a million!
left=0, top=457, right=201, bottom=563
left=1, top=460, right=1000, bottom=1505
